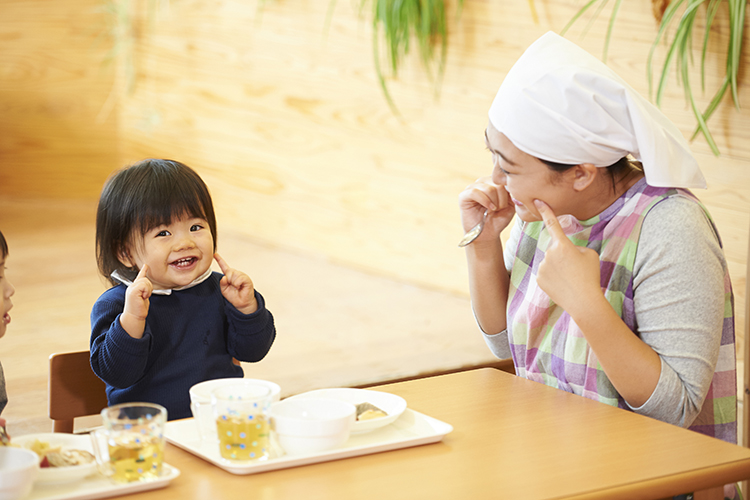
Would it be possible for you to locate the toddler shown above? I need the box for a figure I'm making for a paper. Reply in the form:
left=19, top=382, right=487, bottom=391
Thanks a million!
left=91, top=159, right=276, bottom=420
left=0, top=230, right=15, bottom=417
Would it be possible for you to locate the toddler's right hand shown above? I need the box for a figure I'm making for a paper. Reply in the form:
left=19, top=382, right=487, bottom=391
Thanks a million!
left=121, top=265, right=152, bottom=339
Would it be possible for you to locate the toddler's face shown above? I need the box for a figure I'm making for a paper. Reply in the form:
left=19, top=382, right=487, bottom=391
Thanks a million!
left=0, top=255, right=15, bottom=339
left=120, top=215, right=214, bottom=290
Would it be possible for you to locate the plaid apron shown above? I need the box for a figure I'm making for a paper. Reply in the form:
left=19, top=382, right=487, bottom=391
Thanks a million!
left=507, top=181, right=736, bottom=443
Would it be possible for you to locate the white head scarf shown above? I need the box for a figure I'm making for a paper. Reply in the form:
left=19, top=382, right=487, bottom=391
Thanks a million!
left=489, top=31, right=706, bottom=189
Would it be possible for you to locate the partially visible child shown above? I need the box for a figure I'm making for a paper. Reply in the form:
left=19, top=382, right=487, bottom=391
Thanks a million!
left=91, top=159, right=276, bottom=420
left=0, top=230, right=16, bottom=418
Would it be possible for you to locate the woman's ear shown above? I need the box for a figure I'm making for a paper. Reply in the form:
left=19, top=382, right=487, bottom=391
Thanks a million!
left=571, top=163, right=599, bottom=192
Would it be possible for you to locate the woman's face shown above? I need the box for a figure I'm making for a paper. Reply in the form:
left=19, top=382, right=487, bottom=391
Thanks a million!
left=485, top=123, right=574, bottom=222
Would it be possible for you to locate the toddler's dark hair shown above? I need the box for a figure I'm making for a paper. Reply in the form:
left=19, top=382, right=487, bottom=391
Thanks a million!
left=0, top=230, right=7, bottom=260
left=95, top=159, right=218, bottom=286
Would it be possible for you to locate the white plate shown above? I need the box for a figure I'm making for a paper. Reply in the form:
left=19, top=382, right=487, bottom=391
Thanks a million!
left=26, top=464, right=179, bottom=500
left=165, top=408, right=452, bottom=475
left=286, top=388, right=407, bottom=434
left=12, top=433, right=97, bottom=485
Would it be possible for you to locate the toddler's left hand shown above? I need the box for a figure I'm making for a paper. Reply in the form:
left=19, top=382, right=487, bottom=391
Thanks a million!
left=214, top=253, right=258, bottom=315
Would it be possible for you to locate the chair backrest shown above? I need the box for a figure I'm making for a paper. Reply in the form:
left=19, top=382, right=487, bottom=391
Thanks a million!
left=48, top=350, right=108, bottom=433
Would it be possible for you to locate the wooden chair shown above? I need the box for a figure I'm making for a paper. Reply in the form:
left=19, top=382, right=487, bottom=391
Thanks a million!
left=48, top=350, right=108, bottom=433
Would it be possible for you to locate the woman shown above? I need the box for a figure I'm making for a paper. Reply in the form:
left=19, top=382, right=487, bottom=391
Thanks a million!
left=459, top=32, right=736, bottom=447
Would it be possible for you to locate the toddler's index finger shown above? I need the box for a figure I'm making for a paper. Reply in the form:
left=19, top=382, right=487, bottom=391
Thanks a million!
left=136, top=264, right=149, bottom=281
left=214, top=253, right=230, bottom=274
left=534, top=200, right=566, bottom=242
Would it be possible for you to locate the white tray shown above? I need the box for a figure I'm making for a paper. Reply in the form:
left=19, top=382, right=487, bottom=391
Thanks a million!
left=26, top=464, right=180, bottom=500
left=165, top=408, right=452, bottom=475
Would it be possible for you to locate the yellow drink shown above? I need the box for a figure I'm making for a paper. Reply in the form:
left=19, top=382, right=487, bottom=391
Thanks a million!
left=216, top=414, right=270, bottom=461
left=107, top=435, right=164, bottom=482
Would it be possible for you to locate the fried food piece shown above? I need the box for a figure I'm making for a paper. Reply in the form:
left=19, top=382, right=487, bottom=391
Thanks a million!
left=45, top=449, right=95, bottom=467
left=24, top=438, right=94, bottom=468
left=355, top=402, right=388, bottom=421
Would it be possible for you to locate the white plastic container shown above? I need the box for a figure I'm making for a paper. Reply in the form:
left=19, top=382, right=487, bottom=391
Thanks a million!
left=270, top=398, right=355, bottom=456
left=0, top=447, right=38, bottom=500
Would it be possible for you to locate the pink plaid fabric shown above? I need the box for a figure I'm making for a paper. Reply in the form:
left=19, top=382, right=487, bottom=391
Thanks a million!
left=507, top=182, right=736, bottom=443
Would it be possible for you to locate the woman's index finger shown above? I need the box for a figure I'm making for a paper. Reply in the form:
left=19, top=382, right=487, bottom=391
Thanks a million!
left=534, top=200, right=567, bottom=242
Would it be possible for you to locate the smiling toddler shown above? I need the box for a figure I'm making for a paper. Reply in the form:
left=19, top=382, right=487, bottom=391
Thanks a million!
left=90, top=159, right=276, bottom=420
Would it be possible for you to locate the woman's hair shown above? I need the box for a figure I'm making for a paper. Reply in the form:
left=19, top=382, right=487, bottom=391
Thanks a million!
left=0, top=230, right=7, bottom=260
left=540, top=156, right=641, bottom=191
left=95, top=159, right=218, bottom=285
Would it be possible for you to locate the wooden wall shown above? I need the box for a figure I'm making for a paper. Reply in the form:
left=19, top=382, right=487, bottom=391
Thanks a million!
left=1, top=0, right=748, bottom=346
left=116, top=0, right=750, bottom=338
left=0, top=0, right=120, bottom=198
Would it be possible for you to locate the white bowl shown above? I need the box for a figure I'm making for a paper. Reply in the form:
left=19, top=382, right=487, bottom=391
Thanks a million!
left=12, top=433, right=97, bottom=486
left=270, top=398, right=355, bottom=456
left=287, top=388, right=407, bottom=434
left=0, top=447, right=38, bottom=500
left=189, top=378, right=281, bottom=404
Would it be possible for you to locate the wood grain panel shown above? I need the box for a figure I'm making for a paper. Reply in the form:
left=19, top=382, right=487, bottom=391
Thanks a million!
left=1, top=0, right=748, bottom=435
left=0, top=0, right=120, bottom=198
left=115, top=0, right=749, bottom=337
left=1, top=0, right=746, bottom=365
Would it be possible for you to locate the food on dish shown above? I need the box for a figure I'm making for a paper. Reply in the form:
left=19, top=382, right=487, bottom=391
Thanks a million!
left=23, top=438, right=95, bottom=468
left=0, top=418, right=9, bottom=446
left=355, top=402, right=388, bottom=421
left=43, top=449, right=95, bottom=468
left=288, top=388, right=407, bottom=433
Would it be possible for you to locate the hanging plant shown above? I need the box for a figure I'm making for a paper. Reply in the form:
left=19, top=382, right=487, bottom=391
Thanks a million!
left=561, top=0, right=747, bottom=156
left=359, top=0, right=465, bottom=116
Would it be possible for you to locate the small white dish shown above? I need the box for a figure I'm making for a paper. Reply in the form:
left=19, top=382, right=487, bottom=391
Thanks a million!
left=286, top=388, right=407, bottom=434
left=0, top=447, right=38, bottom=500
left=12, top=433, right=97, bottom=486
left=270, top=398, right=355, bottom=455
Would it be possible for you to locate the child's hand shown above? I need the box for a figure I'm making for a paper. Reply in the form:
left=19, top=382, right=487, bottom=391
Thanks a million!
left=120, top=264, right=152, bottom=339
left=215, top=253, right=258, bottom=315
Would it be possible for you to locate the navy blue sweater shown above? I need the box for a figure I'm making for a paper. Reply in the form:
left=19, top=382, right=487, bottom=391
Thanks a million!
left=90, top=272, right=276, bottom=420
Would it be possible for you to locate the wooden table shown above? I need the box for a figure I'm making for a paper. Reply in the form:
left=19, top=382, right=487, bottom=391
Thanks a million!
left=139, top=369, right=750, bottom=500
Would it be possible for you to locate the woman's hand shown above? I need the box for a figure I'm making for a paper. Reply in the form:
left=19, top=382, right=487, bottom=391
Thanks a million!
left=534, top=200, right=662, bottom=408
left=458, top=176, right=515, bottom=245
left=534, top=200, right=602, bottom=317
left=121, top=264, right=152, bottom=339
left=215, top=253, right=258, bottom=315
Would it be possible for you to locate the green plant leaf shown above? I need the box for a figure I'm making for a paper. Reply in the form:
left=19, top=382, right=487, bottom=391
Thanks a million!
left=701, top=0, right=722, bottom=92
left=647, top=0, right=686, bottom=101
left=362, top=0, right=463, bottom=115
left=602, top=0, right=623, bottom=63
left=728, top=0, right=746, bottom=108
left=563, top=0, right=747, bottom=155
left=560, top=0, right=601, bottom=37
